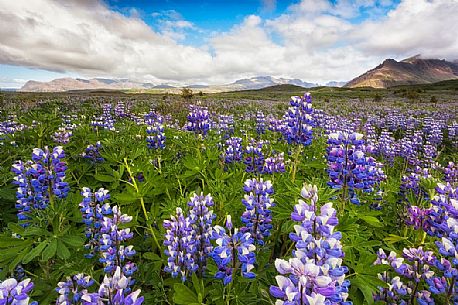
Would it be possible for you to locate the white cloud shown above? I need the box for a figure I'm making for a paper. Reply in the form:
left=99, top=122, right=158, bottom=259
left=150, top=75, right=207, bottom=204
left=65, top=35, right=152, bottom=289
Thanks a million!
left=0, top=0, right=457, bottom=85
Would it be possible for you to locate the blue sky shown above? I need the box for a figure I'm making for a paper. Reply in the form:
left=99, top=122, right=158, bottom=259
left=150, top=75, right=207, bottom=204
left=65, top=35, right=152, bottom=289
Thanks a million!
left=1, top=0, right=456, bottom=88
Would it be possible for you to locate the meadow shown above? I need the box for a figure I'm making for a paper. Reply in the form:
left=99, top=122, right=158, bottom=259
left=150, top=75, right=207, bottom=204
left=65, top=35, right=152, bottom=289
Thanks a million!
left=0, top=85, right=457, bottom=305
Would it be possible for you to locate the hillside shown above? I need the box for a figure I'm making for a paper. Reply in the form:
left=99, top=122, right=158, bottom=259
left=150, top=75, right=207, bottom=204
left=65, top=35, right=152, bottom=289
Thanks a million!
left=345, top=56, right=458, bottom=88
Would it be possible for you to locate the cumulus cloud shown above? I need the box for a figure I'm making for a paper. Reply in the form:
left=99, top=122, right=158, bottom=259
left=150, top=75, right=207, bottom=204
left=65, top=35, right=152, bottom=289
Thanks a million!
left=0, top=0, right=457, bottom=85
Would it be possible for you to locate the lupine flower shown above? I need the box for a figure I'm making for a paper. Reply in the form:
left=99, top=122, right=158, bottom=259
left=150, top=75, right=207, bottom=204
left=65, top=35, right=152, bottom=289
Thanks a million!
left=374, top=248, right=438, bottom=304
left=244, top=139, right=266, bottom=174
left=444, top=162, right=458, bottom=186
left=263, top=152, right=285, bottom=174
left=11, top=146, right=69, bottom=226
left=0, top=278, right=37, bottom=305
left=188, top=193, right=215, bottom=275
left=145, top=112, right=165, bottom=150
left=255, top=111, right=266, bottom=135
left=99, top=206, right=136, bottom=276
left=77, top=267, right=144, bottom=305
left=223, top=137, right=243, bottom=165
left=163, top=207, right=196, bottom=281
left=79, top=188, right=112, bottom=258
left=186, top=105, right=210, bottom=136
left=240, top=179, right=274, bottom=245
left=211, top=215, right=256, bottom=285
left=326, top=132, right=382, bottom=204
left=82, top=142, right=104, bottom=163
left=282, top=93, right=314, bottom=147
left=91, top=104, right=115, bottom=131
left=270, top=184, right=352, bottom=305
left=52, top=127, right=72, bottom=144
left=55, top=274, right=94, bottom=305
left=217, top=114, right=235, bottom=139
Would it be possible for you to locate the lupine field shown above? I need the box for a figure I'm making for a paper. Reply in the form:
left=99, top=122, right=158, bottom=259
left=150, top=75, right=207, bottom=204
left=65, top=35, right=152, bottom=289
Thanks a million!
left=0, top=91, right=457, bottom=305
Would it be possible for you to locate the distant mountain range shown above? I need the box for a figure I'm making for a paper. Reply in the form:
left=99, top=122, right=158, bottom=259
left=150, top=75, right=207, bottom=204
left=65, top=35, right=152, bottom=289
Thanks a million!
left=345, top=55, right=458, bottom=88
left=18, top=56, right=458, bottom=92
left=18, top=76, right=321, bottom=92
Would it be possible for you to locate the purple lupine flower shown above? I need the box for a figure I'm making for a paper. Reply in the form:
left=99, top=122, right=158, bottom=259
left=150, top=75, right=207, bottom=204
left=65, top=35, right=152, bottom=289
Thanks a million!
left=270, top=184, right=352, bottom=305
left=244, top=139, right=266, bottom=174
left=263, top=152, right=285, bottom=174
left=82, top=142, right=104, bottom=163
left=0, top=278, right=37, bottom=305
left=55, top=274, right=94, bottom=305
left=217, top=114, right=234, bottom=139
left=240, top=179, right=274, bottom=245
left=80, top=267, right=144, bottom=305
left=79, top=188, right=112, bottom=258
left=255, top=111, right=266, bottom=135
left=211, top=215, right=256, bottom=285
left=99, top=206, right=136, bottom=276
left=163, top=207, right=196, bottom=281
left=326, top=132, right=382, bottom=204
left=444, top=162, right=458, bottom=186
left=188, top=193, right=215, bottom=275
left=282, top=93, right=314, bottom=146
left=91, top=104, right=115, bottom=131
left=186, top=105, right=210, bottom=136
left=374, top=248, right=438, bottom=304
left=52, top=127, right=72, bottom=144
left=145, top=112, right=165, bottom=150
left=223, top=137, right=243, bottom=164
left=11, top=146, right=70, bottom=226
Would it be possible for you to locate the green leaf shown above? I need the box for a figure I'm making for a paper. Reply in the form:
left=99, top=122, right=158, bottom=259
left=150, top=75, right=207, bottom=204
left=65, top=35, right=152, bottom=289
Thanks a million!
left=358, top=215, right=384, bottom=228
left=383, top=234, right=408, bottom=244
left=173, top=283, right=199, bottom=305
left=56, top=240, right=71, bottom=260
left=23, top=240, right=48, bottom=264
left=42, top=238, right=57, bottom=260
left=60, top=235, right=85, bottom=247
left=192, top=273, right=204, bottom=302
left=94, top=174, right=115, bottom=182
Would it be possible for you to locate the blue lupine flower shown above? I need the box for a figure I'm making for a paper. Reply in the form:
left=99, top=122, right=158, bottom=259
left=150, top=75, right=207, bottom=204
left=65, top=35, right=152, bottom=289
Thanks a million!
left=223, top=137, right=243, bottom=165
left=163, top=207, right=197, bottom=282
left=270, top=184, right=352, bottom=305
left=240, top=179, right=274, bottom=245
left=188, top=193, right=215, bottom=275
left=82, top=142, right=104, bottom=163
left=282, top=93, right=314, bottom=147
left=218, top=114, right=235, bottom=139
left=91, top=104, right=116, bottom=131
left=79, top=267, right=144, bottom=305
left=79, top=188, right=112, bottom=258
left=0, top=278, right=37, bottom=305
left=55, top=274, right=94, bottom=305
left=211, top=215, right=256, bottom=285
left=11, top=146, right=70, bottom=226
left=186, top=105, right=210, bottom=136
left=326, top=132, right=383, bottom=204
left=145, top=112, right=165, bottom=150
left=263, top=152, right=285, bottom=174
left=99, top=206, right=136, bottom=276
left=255, top=111, right=266, bottom=135
left=244, top=139, right=266, bottom=174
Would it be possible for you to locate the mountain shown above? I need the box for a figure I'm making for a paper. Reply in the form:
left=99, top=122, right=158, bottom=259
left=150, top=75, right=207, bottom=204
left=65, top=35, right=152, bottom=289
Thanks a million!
left=325, top=81, right=346, bottom=87
left=19, top=76, right=318, bottom=92
left=19, top=78, right=157, bottom=92
left=225, top=76, right=318, bottom=90
left=345, top=55, right=458, bottom=88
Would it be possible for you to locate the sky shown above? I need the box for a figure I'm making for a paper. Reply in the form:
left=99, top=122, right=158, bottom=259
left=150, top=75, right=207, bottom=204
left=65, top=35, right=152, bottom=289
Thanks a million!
left=1, top=0, right=458, bottom=88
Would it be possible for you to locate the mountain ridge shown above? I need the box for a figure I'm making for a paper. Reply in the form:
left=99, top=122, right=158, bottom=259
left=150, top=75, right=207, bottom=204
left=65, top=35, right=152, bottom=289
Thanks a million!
left=18, top=76, right=320, bottom=92
left=345, top=56, right=458, bottom=88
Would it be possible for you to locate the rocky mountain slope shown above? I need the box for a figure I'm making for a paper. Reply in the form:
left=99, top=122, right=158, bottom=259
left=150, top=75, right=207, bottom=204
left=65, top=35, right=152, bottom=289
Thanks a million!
left=345, top=55, right=458, bottom=88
